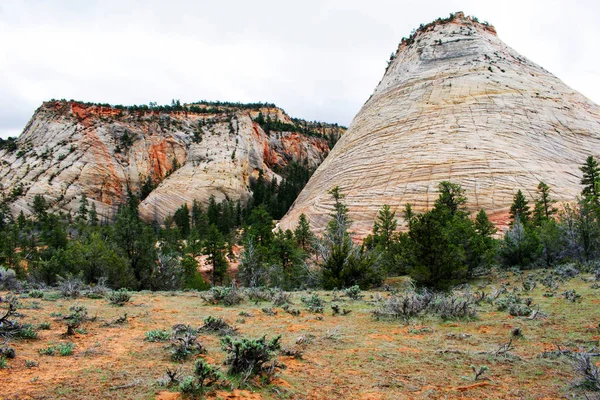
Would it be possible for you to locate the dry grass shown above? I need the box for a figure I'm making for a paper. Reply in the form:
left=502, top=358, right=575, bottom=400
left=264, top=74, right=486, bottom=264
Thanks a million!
left=1, top=271, right=599, bottom=399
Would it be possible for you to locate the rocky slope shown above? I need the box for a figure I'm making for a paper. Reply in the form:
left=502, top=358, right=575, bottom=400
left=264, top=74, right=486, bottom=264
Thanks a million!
left=280, top=12, right=600, bottom=235
left=0, top=100, right=344, bottom=222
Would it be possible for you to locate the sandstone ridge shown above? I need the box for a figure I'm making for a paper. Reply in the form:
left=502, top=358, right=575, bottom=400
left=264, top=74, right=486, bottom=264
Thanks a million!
left=280, top=11, right=600, bottom=235
left=0, top=100, right=344, bottom=222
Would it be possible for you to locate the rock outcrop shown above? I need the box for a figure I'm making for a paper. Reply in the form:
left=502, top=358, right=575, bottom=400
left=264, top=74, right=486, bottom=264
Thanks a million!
left=0, top=100, right=343, bottom=222
left=280, top=12, right=600, bottom=235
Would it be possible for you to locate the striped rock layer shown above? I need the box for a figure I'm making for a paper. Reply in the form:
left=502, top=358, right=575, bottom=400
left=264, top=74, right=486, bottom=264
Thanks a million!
left=0, top=101, right=342, bottom=222
left=280, top=12, right=600, bottom=235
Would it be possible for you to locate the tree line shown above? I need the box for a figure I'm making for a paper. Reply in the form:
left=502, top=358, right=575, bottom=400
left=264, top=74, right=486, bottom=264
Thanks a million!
left=1, top=156, right=599, bottom=291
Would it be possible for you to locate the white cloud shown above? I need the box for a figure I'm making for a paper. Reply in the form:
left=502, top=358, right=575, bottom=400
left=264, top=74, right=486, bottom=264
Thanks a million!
left=1, top=0, right=599, bottom=138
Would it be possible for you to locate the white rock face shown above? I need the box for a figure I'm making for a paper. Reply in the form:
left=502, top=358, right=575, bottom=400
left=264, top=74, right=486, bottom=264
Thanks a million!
left=0, top=101, right=339, bottom=222
left=280, top=12, right=600, bottom=235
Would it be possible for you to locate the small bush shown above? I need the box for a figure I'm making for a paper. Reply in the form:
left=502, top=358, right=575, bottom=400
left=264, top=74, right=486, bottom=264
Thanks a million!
left=271, top=290, right=291, bottom=307
left=509, top=303, right=532, bottom=317
left=171, top=325, right=205, bottom=362
left=57, top=342, right=75, bottom=356
left=145, top=329, right=171, bottom=342
left=38, top=346, right=56, bottom=356
left=555, top=264, right=580, bottom=280
left=221, top=335, right=282, bottom=376
left=39, top=343, right=74, bottom=356
left=0, top=267, right=20, bottom=291
left=16, top=324, right=38, bottom=339
left=563, top=289, right=582, bottom=303
left=0, top=357, right=8, bottom=369
left=573, top=353, right=600, bottom=391
left=29, top=290, right=44, bottom=299
left=64, top=305, right=88, bottom=335
left=107, top=288, right=131, bottom=306
left=178, top=358, right=222, bottom=394
left=86, top=278, right=110, bottom=299
left=201, top=287, right=244, bottom=306
left=199, top=316, right=236, bottom=336
left=0, top=343, right=15, bottom=359
left=372, top=290, right=434, bottom=322
left=57, top=274, right=84, bottom=298
left=344, top=285, right=362, bottom=300
left=25, top=360, right=38, bottom=368
left=301, top=293, right=325, bottom=313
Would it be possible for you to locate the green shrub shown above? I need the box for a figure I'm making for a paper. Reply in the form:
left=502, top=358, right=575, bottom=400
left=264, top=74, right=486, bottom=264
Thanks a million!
left=0, top=357, right=8, bottom=369
left=301, top=293, right=324, bottom=313
left=200, top=287, right=244, bottom=306
left=199, top=316, right=236, bottom=336
left=221, top=335, right=281, bottom=376
left=25, top=360, right=38, bottom=368
left=171, top=326, right=205, bottom=362
left=38, top=346, right=56, bottom=356
left=108, top=288, right=131, bottom=306
left=344, top=285, right=362, bottom=300
left=177, top=358, right=222, bottom=394
left=38, top=322, right=51, bottom=330
left=57, top=342, right=75, bottom=356
left=29, top=290, right=44, bottom=299
left=144, top=329, right=171, bottom=342
left=16, top=324, right=38, bottom=339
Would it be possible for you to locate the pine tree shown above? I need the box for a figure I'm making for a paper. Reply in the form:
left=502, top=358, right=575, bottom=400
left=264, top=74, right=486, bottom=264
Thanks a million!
left=88, top=202, right=99, bottom=226
left=203, top=224, right=229, bottom=286
left=402, top=203, right=415, bottom=229
left=372, top=204, right=397, bottom=252
left=533, top=181, right=557, bottom=226
left=580, top=155, right=600, bottom=201
left=509, top=190, right=531, bottom=224
left=173, top=203, right=191, bottom=237
left=77, top=194, right=89, bottom=221
left=434, top=181, right=467, bottom=217
left=294, top=213, right=314, bottom=252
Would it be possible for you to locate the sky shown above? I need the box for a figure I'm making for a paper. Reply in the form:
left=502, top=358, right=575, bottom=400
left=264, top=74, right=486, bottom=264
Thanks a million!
left=1, top=0, right=599, bottom=138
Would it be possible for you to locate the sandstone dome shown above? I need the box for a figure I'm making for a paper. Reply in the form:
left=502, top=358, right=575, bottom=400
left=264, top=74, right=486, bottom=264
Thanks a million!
left=280, top=12, right=600, bottom=235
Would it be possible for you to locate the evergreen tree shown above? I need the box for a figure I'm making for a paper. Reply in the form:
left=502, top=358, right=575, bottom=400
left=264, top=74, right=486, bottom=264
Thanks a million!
left=580, top=155, right=600, bottom=201
left=88, top=202, right=99, bottom=226
left=246, top=206, right=274, bottom=247
left=269, top=229, right=306, bottom=289
left=434, top=181, right=467, bottom=217
left=510, top=190, right=531, bottom=224
left=294, top=213, right=314, bottom=252
left=203, top=224, right=229, bottom=286
left=319, top=187, right=381, bottom=289
left=77, top=194, right=89, bottom=221
left=173, top=203, right=191, bottom=237
left=533, top=181, right=557, bottom=226
left=372, top=204, right=397, bottom=252
left=469, top=209, right=498, bottom=276
left=112, top=199, right=157, bottom=289
left=31, top=194, right=48, bottom=222
left=500, top=215, right=540, bottom=268
left=402, top=203, right=415, bottom=229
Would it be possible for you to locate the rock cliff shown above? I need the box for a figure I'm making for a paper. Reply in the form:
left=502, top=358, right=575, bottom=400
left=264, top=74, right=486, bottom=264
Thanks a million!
left=280, top=12, right=600, bottom=235
left=0, top=100, right=343, bottom=222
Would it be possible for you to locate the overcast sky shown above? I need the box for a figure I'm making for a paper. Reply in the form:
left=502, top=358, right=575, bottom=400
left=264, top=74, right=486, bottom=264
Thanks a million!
left=1, top=0, right=599, bottom=138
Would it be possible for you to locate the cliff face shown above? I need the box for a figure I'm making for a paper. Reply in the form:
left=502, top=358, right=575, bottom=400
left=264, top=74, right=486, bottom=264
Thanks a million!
left=280, top=12, right=600, bottom=235
left=0, top=101, right=343, bottom=222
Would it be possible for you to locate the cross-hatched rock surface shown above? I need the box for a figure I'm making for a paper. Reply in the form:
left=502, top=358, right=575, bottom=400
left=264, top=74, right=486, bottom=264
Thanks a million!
left=0, top=101, right=342, bottom=222
left=280, top=12, right=600, bottom=236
